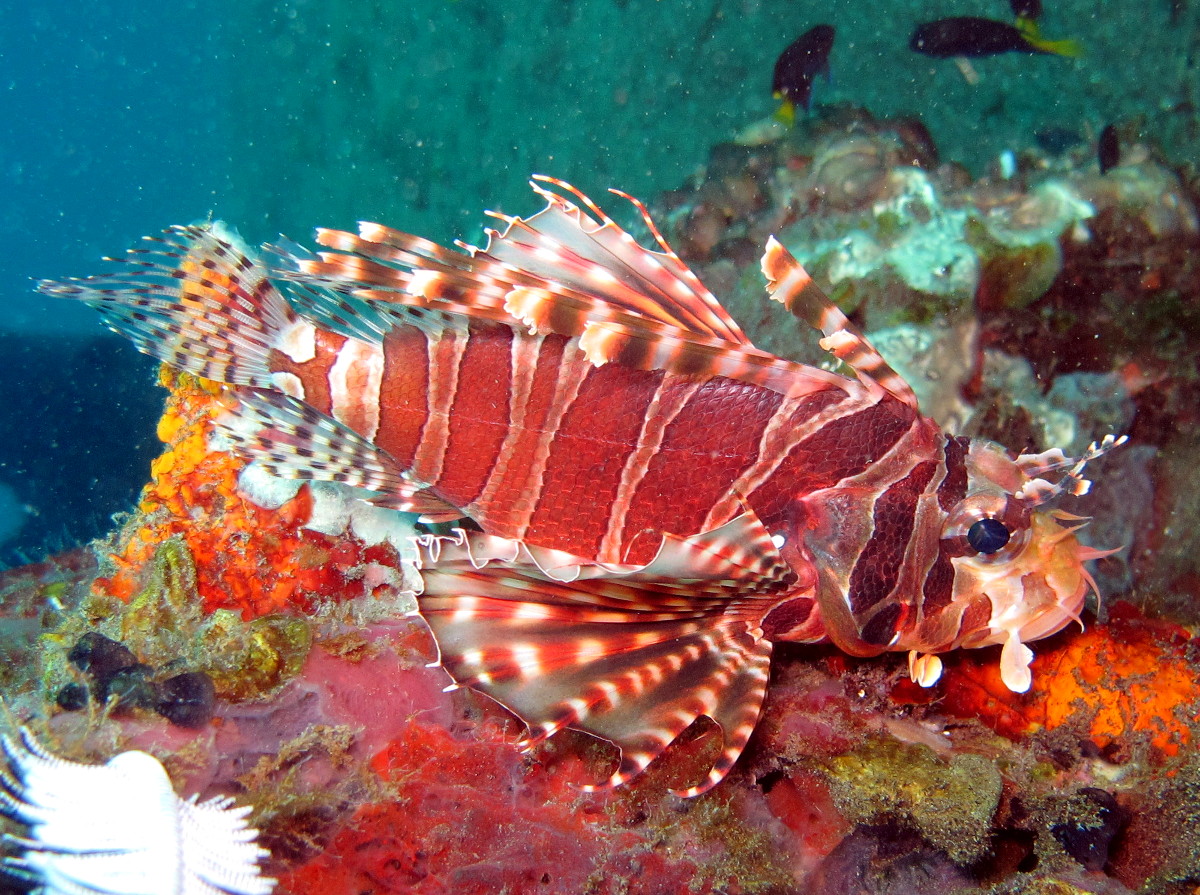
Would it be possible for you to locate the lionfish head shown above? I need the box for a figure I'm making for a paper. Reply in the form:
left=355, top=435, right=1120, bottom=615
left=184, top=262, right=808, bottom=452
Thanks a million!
left=909, top=434, right=1125, bottom=694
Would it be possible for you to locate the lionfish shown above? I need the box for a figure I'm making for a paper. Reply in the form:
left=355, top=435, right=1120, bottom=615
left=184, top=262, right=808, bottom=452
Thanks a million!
left=41, top=176, right=1120, bottom=796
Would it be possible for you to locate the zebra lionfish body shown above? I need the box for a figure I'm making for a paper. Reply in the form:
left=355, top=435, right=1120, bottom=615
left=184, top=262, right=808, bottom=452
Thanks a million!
left=42, top=177, right=1118, bottom=795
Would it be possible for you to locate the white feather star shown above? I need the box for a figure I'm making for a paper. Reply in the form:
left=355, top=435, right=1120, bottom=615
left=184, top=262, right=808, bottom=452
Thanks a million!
left=0, top=728, right=275, bottom=895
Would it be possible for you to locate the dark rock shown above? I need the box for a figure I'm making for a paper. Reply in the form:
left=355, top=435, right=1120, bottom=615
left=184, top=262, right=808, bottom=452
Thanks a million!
left=67, top=632, right=137, bottom=681
left=1052, top=787, right=1127, bottom=872
left=100, top=662, right=157, bottom=710
left=54, top=681, right=88, bottom=712
left=155, top=671, right=216, bottom=728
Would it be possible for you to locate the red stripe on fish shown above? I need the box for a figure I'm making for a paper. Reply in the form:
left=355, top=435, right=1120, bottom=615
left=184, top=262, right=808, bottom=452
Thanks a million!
left=42, top=181, right=1118, bottom=796
left=846, top=460, right=939, bottom=648
left=527, top=363, right=667, bottom=560
left=597, top=373, right=705, bottom=564
left=436, top=324, right=513, bottom=508
left=746, top=398, right=916, bottom=525
left=375, top=327, right=432, bottom=469
left=617, top=377, right=789, bottom=564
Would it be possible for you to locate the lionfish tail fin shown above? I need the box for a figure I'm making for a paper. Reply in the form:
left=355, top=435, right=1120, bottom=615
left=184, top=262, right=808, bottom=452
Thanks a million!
left=38, top=224, right=301, bottom=389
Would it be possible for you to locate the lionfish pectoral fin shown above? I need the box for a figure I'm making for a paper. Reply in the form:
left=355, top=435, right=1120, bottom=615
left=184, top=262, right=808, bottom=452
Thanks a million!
left=760, top=237, right=919, bottom=409
left=576, top=628, right=774, bottom=798
left=633, top=508, right=794, bottom=592
left=214, top=388, right=461, bottom=519
left=416, top=540, right=780, bottom=794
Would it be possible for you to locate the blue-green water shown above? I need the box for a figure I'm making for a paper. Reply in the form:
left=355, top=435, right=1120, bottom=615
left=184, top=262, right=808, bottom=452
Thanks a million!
left=3, top=0, right=1197, bottom=564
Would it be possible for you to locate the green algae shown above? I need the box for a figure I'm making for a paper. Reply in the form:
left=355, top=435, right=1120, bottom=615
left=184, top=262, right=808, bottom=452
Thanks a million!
left=821, top=738, right=1002, bottom=864
left=42, top=537, right=312, bottom=708
left=198, top=611, right=311, bottom=701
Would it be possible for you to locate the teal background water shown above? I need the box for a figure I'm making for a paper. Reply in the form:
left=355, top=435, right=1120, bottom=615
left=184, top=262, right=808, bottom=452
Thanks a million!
left=2, top=0, right=1198, bottom=564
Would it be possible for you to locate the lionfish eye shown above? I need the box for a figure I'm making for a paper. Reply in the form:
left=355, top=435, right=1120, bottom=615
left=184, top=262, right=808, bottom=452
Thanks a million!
left=967, top=518, right=1011, bottom=554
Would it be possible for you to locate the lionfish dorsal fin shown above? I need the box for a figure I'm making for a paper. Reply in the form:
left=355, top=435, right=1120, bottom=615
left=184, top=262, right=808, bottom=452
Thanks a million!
left=486, top=175, right=751, bottom=343
left=294, top=223, right=519, bottom=327
left=288, top=177, right=751, bottom=345
left=761, top=237, right=919, bottom=409
left=284, top=180, right=860, bottom=400
left=415, top=521, right=786, bottom=795
left=576, top=319, right=853, bottom=399
left=291, top=177, right=751, bottom=346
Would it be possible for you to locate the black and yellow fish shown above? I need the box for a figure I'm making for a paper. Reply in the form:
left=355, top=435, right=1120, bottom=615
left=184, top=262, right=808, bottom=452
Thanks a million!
left=910, top=16, right=1079, bottom=58
left=772, top=24, right=835, bottom=126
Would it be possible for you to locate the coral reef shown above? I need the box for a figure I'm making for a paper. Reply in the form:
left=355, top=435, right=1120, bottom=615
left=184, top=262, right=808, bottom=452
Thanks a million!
left=2, top=106, right=1200, bottom=893
left=95, top=369, right=410, bottom=620
left=939, top=601, right=1200, bottom=759
left=661, top=105, right=1199, bottom=622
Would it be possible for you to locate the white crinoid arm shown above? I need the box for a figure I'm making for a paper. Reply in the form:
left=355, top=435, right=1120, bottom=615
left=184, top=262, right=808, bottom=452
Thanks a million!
left=0, top=728, right=275, bottom=895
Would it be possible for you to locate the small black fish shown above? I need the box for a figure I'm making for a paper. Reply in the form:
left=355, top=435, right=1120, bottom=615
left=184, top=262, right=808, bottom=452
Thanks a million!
left=772, top=24, right=835, bottom=125
left=910, top=16, right=1078, bottom=58
left=1098, top=124, right=1120, bottom=175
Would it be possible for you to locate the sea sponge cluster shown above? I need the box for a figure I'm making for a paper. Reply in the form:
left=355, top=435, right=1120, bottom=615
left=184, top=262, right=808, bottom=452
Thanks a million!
left=94, top=369, right=403, bottom=619
left=939, top=602, right=1200, bottom=758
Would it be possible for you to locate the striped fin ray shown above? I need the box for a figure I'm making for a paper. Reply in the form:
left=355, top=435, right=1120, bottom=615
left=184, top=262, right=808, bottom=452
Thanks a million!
left=269, top=236, right=487, bottom=350
left=217, top=389, right=460, bottom=519
left=578, top=318, right=851, bottom=399
left=478, top=176, right=749, bottom=341
left=286, top=275, right=475, bottom=346
left=264, top=237, right=417, bottom=343
left=298, top=222, right=709, bottom=342
left=418, top=568, right=748, bottom=616
left=417, top=564, right=774, bottom=796
left=296, top=231, right=519, bottom=324
left=760, top=236, right=919, bottom=408
left=618, top=504, right=794, bottom=591
left=306, top=220, right=568, bottom=321
left=297, top=236, right=720, bottom=347
left=284, top=178, right=751, bottom=345
left=414, top=507, right=795, bottom=607
left=37, top=224, right=299, bottom=388
left=412, top=510, right=789, bottom=793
